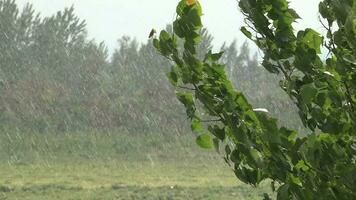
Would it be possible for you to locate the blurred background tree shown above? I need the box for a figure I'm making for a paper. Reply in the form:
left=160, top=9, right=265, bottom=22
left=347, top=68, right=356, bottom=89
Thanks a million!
left=0, top=0, right=304, bottom=135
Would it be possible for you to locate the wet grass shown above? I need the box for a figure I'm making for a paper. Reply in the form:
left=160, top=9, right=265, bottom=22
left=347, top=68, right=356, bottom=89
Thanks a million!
left=0, top=131, right=272, bottom=199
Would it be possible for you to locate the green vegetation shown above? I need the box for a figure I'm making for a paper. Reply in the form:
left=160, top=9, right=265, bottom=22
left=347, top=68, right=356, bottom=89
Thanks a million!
left=0, top=0, right=304, bottom=134
left=0, top=1, right=296, bottom=198
left=3, top=0, right=355, bottom=199
left=0, top=132, right=271, bottom=199
left=154, top=0, right=355, bottom=199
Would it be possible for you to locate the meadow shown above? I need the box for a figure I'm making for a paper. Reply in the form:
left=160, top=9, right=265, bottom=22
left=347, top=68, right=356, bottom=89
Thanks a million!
left=0, top=131, right=272, bottom=199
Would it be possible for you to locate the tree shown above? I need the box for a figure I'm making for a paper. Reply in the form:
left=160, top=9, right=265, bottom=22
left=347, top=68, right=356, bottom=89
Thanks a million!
left=0, top=0, right=39, bottom=82
left=153, top=0, right=355, bottom=199
left=0, top=1, right=109, bottom=132
left=3, top=0, right=272, bottom=134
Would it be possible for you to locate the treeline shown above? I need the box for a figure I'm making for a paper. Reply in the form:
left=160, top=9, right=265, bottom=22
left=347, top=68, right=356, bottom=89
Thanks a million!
left=0, top=0, right=305, bottom=134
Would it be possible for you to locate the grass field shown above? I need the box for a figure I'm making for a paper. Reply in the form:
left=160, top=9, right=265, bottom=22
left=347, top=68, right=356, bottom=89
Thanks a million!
left=0, top=131, right=272, bottom=199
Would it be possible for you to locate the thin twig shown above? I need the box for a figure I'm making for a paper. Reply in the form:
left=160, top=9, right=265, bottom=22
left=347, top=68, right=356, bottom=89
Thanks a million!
left=277, top=60, right=291, bottom=81
left=201, top=119, right=222, bottom=123
left=192, top=83, right=225, bottom=121
left=178, top=86, right=195, bottom=91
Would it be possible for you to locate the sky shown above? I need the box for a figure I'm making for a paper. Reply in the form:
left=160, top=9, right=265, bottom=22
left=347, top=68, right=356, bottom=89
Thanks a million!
left=16, top=0, right=323, bottom=54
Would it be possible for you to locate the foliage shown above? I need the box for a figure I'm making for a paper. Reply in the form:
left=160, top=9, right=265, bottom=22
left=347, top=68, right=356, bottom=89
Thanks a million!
left=0, top=0, right=304, bottom=135
left=153, top=0, right=356, bottom=199
left=0, top=0, right=109, bottom=132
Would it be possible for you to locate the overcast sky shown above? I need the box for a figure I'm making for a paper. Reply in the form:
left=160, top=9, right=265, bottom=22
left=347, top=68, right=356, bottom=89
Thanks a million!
left=16, top=0, right=323, bottom=54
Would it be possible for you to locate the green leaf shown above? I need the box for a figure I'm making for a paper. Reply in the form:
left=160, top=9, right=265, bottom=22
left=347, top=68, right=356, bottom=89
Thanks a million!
left=184, top=39, right=197, bottom=54
left=230, top=149, right=240, bottom=164
left=159, top=30, right=170, bottom=41
left=288, top=9, right=300, bottom=19
left=298, top=28, right=322, bottom=54
left=187, top=8, right=203, bottom=28
left=241, top=27, right=252, bottom=39
left=288, top=174, right=302, bottom=187
left=176, top=92, right=194, bottom=106
left=153, top=39, right=160, bottom=50
left=167, top=67, right=179, bottom=86
left=204, top=50, right=224, bottom=62
left=248, top=148, right=264, bottom=168
left=211, top=52, right=224, bottom=61
left=208, top=125, right=225, bottom=141
left=173, top=20, right=185, bottom=38
left=295, top=160, right=310, bottom=172
left=158, top=30, right=176, bottom=56
left=319, top=2, right=335, bottom=21
left=191, top=117, right=204, bottom=133
left=190, top=0, right=203, bottom=16
left=168, top=71, right=178, bottom=86
left=300, top=83, right=318, bottom=104
left=176, top=92, right=195, bottom=118
left=234, top=166, right=261, bottom=185
left=196, top=134, right=213, bottom=149
left=279, top=127, right=297, bottom=144
left=176, top=0, right=189, bottom=17
left=256, top=112, right=281, bottom=144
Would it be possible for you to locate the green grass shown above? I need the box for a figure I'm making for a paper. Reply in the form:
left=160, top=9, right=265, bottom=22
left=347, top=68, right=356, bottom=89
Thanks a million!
left=0, top=131, right=272, bottom=199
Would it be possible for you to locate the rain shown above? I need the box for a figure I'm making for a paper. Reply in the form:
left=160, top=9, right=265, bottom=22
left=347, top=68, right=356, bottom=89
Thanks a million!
left=0, top=0, right=319, bottom=199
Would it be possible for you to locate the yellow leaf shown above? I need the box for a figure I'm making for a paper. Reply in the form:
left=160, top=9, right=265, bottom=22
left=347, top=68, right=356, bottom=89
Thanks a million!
left=186, top=0, right=197, bottom=6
